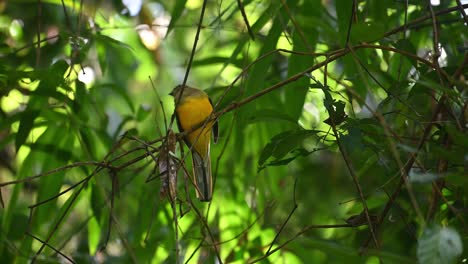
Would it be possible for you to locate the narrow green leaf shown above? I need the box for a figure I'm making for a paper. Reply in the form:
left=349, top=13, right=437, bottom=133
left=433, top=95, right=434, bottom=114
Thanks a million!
left=393, top=39, right=417, bottom=58
left=7, top=213, right=28, bottom=241
left=417, top=225, right=463, bottom=264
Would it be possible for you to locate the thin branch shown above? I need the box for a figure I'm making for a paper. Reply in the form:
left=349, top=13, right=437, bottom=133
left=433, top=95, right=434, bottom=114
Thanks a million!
left=348, top=44, right=425, bottom=228
left=266, top=178, right=298, bottom=254
left=26, top=232, right=75, bottom=264
left=456, top=0, right=468, bottom=23
left=185, top=239, right=204, bottom=264
left=31, top=177, right=89, bottom=262
left=168, top=0, right=209, bottom=133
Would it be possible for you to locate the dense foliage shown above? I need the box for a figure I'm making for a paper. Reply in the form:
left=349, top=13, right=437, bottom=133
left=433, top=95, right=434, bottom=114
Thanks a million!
left=0, top=0, right=466, bottom=263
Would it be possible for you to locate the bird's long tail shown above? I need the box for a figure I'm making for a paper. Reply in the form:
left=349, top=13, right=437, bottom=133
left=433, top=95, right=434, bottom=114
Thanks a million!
left=191, top=151, right=212, bottom=202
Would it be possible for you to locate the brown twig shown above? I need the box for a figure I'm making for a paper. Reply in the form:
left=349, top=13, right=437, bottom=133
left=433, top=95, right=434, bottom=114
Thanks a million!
left=345, top=0, right=357, bottom=46
left=383, top=4, right=468, bottom=38
left=214, top=43, right=450, bottom=118
left=36, top=0, right=42, bottom=67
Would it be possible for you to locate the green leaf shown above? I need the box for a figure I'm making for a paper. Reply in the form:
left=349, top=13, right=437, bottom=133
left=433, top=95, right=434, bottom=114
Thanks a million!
left=259, top=130, right=318, bottom=166
left=35, top=60, right=69, bottom=96
left=72, top=80, right=87, bottom=115
left=350, top=22, right=385, bottom=43
left=192, top=56, right=243, bottom=68
left=445, top=124, right=468, bottom=148
left=259, top=148, right=320, bottom=171
left=7, top=213, right=28, bottom=241
left=91, top=185, right=104, bottom=224
left=417, top=225, right=463, bottom=264
left=283, top=1, right=318, bottom=120
left=15, top=109, right=40, bottom=151
left=323, top=100, right=347, bottom=126
left=88, top=215, right=101, bottom=255
left=113, top=115, right=135, bottom=139
left=415, top=77, right=459, bottom=99
left=247, top=109, right=299, bottom=125
left=95, top=33, right=136, bottom=78
left=95, top=83, right=135, bottom=114
left=409, top=169, right=442, bottom=183
left=341, top=127, right=364, bottom=152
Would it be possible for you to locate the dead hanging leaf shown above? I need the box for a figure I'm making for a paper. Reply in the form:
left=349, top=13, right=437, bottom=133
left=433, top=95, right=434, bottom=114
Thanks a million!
left=159, top=129, right=177, bottom=202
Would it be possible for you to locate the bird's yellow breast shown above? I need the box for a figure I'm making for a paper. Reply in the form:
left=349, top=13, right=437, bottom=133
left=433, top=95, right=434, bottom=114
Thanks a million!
left=175, top=95, right=214, bottom=158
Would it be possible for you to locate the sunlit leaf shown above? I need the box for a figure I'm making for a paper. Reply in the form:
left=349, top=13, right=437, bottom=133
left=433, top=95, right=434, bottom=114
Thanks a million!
left=259, top=129, right=318, bottom=167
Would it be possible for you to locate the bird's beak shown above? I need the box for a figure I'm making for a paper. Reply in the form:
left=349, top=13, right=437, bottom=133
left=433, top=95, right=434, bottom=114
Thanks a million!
left=169, top=90, right=174, bottom=96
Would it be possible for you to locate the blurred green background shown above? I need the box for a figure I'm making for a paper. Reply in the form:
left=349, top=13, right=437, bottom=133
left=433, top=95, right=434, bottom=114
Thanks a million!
left=0, top=0, right=466, bottom=263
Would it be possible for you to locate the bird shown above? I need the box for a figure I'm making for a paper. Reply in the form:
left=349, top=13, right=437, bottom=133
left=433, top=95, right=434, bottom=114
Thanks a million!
left=170, top=84, right=218, bottom=202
